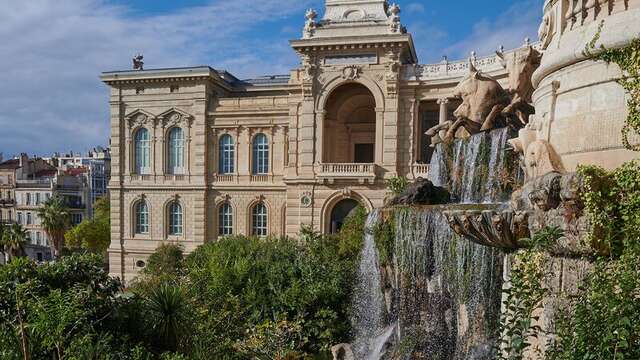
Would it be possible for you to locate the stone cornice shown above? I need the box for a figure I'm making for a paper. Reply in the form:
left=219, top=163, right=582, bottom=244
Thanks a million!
left=100, top=66, right=233, bottom=92
left=290, top=33, right=418, bottom=63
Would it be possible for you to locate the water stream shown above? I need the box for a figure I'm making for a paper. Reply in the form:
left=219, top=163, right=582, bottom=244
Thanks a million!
left=348, top=129, right=518, bottom=359
left=350, top=209, right=395, bottom=359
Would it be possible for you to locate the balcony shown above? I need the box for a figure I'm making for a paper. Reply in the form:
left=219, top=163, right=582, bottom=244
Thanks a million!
left=317, top=163, right=377, bottom=184
left=212, top=174, right=236, bottom=183
left=412, top=164, right=431, bottom=179
left=0, top=199, right=15, bottom=207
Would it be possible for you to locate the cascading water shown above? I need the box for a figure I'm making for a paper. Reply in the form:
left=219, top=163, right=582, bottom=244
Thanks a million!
left=391, top=129, right=517, bottom=359
left=350, top=209, right=395, bottom=360
left=429, top=127, right=518, bottom=204
left=394, top=208, right=504, bottom=360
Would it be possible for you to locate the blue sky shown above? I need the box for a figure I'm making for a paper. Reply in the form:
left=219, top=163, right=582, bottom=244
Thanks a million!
left=0, top=0, right=541, bottom=157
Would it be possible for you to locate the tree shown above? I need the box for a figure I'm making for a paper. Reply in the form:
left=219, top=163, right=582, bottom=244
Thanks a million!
left=143, top=283, right=190, bottom=353
left=37, top=196, right=70, bottom=257
left=1, top=223, right=29, bottom=263
left=65, top=197, right=110, bottom=253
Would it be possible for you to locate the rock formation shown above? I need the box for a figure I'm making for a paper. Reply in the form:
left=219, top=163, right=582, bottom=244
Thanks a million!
left=388, top=177, right=451, bottom=206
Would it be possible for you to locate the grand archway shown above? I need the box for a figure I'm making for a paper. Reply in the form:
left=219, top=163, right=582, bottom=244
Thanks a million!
left=323, top=83, right=377, bottom=164
left=329, top=198, right=360, bottom=234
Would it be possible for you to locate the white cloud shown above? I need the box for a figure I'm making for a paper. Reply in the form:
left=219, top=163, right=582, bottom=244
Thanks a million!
left=439, top=0, right=541, bottom=60
left=0, top=0, right=313, bottom=156
left=406, top=3, right=426, bottom=13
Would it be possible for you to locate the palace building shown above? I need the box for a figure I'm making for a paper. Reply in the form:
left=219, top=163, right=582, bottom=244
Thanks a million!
left=102, top=0, right=639, bottom=280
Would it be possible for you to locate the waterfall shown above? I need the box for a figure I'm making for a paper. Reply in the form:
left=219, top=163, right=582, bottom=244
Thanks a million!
left=351, top=210, right=394, bottom=360
left=429, top=128, right=517, bottom=204
left=394, top=208, right=504, bottom=360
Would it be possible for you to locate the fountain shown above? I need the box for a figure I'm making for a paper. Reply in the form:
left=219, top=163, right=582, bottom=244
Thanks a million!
left=349, top=209, right=396, bottom=360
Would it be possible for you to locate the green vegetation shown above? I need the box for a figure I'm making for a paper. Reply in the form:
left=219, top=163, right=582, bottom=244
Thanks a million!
left=65, top=197, right=111, bottom=253
left=496, top=228, right=563, bottom=360
left=577, top=161, right=640, bottom=256
left=0, top=223, right=29, bottom=263
left=386, top=176, right=409, bottom=196
left=36, top=196, right=71, bottom=256
left=0, top=208, right=368, bottom=359
left=586, top=21, right=640, bottom=151
left=498, top=160, right=640, bottom=359
left=544, top=161, right=640, bottom=360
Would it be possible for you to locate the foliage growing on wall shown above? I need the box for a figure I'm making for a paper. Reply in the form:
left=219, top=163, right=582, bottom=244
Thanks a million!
left=496, top=228, right=562, bottom=360
left=577, top=160, right=640, bottom=256
left=586, top=21, right=640, bottom=151
left=546, top=160, right=640, bottom=359
left=386, top=176, right=409, bottom=196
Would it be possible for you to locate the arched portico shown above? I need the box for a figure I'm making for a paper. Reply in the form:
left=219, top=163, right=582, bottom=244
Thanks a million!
left=316, top=78, right=385, bottom=165
left=321, top=190, right=373, bottom=234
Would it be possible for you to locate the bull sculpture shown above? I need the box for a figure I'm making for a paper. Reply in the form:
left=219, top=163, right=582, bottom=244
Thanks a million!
left=426, top=46, right=542, bottom=146
left=496, top=46, right=542, bottom=125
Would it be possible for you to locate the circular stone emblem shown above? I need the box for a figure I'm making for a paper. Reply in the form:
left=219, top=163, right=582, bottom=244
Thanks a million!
left=300, top=194, right=313, bottom=208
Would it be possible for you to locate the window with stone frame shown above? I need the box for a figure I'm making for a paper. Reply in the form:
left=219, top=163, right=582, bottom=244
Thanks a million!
left=134, top=201, right=149, bottom=234
left=251, top=202, right=268, bottom=237
left=134, top=128, right=151, bottom=175
left=218, top=202, right=233, bottom=236
left=252, top=133, right=269, bottom=175
left=168, top=201, right=183, bottom=236
left=219, top=134, right=235, bottom=175
left=167, top=127, right=185, bottom=175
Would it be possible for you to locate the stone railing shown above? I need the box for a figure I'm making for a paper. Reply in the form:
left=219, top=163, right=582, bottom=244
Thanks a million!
left=412, top=163, right=431, bottom=178
left=404, top=42, right=542, bottom=81
left=213, top=174, right=235, bottom=183
left=130, top=175, right=152, bottom=182
left=165, top=175, right=186, bottom=182
left=250, top=175, right=270, bottom=183
left=318, top=163, right=377, bottom=184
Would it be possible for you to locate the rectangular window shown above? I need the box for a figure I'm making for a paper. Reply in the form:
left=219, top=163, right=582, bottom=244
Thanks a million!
left=26, top=213, right=32, bottom=225
left=71, top=213, right=83, bottom=225
left=17, top=212, right=23, bottom=224
left=26, top=193, right=31, bottom=206
left=36, top=193, right=41, bottom=205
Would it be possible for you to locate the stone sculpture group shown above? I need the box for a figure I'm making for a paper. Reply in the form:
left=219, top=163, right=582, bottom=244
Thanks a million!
left=426, top=46, right=542, bottom=146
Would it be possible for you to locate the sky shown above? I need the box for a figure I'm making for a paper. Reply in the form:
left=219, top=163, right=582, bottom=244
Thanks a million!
left=0, top=0, right=541, bottom=158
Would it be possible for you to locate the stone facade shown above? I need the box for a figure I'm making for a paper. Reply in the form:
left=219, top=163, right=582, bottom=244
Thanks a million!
left=102, top=0, right=639, bottom=281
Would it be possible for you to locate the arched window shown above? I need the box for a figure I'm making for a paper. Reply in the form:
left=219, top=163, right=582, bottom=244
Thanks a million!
left=219, top=135, right=235, bottom=175
left=134, top=128, right=151, bottom=174
left=218, top=202, right=233, bottom=236
left=252, top=133, right=269, bottom=175
left=167, top=127, right=185, bottom=174
left=168, top=201, right=183, bottom=235
left=134, top=201, right=149, bottom=234
left=251, top=202, right=268, bottom=236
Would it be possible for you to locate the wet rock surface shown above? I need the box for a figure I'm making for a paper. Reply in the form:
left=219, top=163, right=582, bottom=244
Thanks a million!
left=389, top=177, right=451, bottom=206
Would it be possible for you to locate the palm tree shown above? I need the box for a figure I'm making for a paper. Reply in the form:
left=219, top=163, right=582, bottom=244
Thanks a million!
left=1, top=223, right=29, bottom=262
left=37, top=196, right=70, bottom=257
left=145, top=283, right=190, bottom=352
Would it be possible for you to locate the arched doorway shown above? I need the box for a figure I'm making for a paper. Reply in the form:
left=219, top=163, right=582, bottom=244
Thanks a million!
left=323, top=83, right=377, bottom=164
left=329, top=198, right=360, bottom=234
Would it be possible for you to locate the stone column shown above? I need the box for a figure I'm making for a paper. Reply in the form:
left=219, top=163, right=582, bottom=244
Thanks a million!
left=437, top=98, right=450, bottom=139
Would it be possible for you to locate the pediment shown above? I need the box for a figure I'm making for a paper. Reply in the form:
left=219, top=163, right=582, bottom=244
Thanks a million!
left=157, top=108, right=194, bottom=128
left=124, top=109, right=157, bottom=128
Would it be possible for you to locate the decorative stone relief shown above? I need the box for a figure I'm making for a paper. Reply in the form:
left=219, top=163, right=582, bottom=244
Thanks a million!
left=444, top=209, right=530, bottom=250
left=496, top=46, right=542, bottom=125
left=300, top=192, right=313, bottom=208
left=509, top=126, right=565, bottom=180
left=538, top=11, right=555, bottom=50
left=132, top=54, right=144, bottom=70
left=303, top=9, right=318, bottom=39
left=159, top=109, right=194, bottom=128
left=341, top=65, right=361, bottom=80
left=125, top=110, right=156, bottom=129
left=387, top=3, right=405, bottom=34
left=385, top=49, right=401, bottom=96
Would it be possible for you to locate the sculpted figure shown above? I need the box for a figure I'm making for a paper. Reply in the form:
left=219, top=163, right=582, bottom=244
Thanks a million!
left=496, top=46, right=542, bottom=125
left=132, top=54, right=144, bottom=71
left=428, top=60, right=511, bottom=144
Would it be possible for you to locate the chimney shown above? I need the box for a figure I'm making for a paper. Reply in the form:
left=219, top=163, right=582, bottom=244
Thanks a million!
left=19, top=153, right=28, bottom=168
